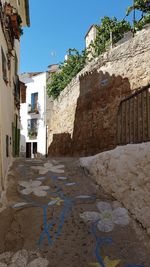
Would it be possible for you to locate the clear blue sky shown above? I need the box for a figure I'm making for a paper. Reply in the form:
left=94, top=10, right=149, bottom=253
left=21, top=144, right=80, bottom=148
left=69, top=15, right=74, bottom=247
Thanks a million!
left=20, top=0, right=133, bottom=73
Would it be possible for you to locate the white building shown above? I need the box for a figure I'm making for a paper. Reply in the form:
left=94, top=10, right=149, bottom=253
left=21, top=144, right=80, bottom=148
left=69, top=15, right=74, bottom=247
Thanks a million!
left=20, top=72, right=48, bottom=158
left=85, top=25, right=97, bottom=60
left=85, top=25, right=97, bottom=48
left=0, top=0, right=29, bottom=200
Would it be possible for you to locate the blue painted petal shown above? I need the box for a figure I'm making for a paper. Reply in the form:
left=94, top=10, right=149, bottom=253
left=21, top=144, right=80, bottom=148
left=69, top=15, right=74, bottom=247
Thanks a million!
left=75, top=195, right=93, bottom=199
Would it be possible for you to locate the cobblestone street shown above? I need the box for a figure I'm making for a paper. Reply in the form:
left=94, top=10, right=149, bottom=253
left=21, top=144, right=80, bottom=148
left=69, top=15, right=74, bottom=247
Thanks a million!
left=0, top=158, right=149, bottom=267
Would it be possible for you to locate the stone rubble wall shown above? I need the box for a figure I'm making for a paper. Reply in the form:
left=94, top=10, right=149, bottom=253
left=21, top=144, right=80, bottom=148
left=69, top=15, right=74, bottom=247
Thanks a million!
left=80, top=142, right=150, bottom=235
left=48, top=26, right=150, bottom=156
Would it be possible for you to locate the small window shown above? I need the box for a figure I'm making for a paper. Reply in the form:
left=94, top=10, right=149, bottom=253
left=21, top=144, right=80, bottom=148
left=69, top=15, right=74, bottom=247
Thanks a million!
left=28, top=119, right=38, bottom=130
left=31, top=93, right=38, bottom=112
left=20, top=83, right=26, bottom=103
left=1, top=47, right=8, bottom=83
left=28, top=119, right=38, bottom=139
left=6, top=135, right=9, bottom=157
left=14, top=53, right=18, bottom=76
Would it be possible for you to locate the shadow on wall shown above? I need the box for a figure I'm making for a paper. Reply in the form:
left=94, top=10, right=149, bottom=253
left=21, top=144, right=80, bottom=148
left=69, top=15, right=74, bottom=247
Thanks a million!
left=48, top=133, right=72, bottom=156
left=20, top=134, right=26, bottom=157
left=48, top=70, right=131, bottom=156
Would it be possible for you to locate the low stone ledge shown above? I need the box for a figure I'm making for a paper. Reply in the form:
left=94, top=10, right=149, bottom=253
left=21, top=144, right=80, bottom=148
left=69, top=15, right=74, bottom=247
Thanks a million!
left=80, top=142, right=150, bottom=235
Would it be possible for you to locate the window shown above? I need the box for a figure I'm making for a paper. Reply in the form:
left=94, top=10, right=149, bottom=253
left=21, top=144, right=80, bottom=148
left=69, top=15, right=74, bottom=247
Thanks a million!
left=31, top=119, right=38, bottom=129
left=14, top=53, right=18, bottom=76
left=28, top=119, right=38, bottom=139
left=6, top=135, right=9, bottom=157
left=20, top=82, right=26, bottom=103
left=28, top=119, right=38, bottom=129
left=31, top=93, right=38, bottom=112
left=14, top=77, right=20, bottom=106
left=1, top=47, right=7, bottom=82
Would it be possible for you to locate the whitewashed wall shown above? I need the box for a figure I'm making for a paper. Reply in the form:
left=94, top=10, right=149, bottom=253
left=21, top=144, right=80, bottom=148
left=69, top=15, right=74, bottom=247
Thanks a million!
left=85, top=26, right=97, bottom=48
left=0, top=19, right=20, bottom=192
left=20, top=73, right=47, bottom=157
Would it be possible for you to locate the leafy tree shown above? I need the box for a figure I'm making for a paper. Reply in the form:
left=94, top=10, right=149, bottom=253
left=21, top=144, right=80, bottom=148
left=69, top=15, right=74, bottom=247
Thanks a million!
left=47, top=17, right=131, bottom=99
left=126, top=0, right=150, bottom=30
left=47, top=48, right=88, bottom=99
left=126, top=0, right=150, bottom=14
left=91, top=17, right=131, bottom=57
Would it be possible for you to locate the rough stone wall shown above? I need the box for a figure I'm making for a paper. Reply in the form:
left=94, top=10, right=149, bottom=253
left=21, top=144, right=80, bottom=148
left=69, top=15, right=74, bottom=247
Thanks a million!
left=48, top=79, right=80, bottom=155
left=71, top=71, right=131, bottom=155
left=80, top=142, right=150, bottom=235
left=48, top=26, right=150, bottom=156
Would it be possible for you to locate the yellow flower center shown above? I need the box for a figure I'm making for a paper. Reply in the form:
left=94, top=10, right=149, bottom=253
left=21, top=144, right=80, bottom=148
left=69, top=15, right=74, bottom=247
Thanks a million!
left=102, top=211, right=112, bottom=220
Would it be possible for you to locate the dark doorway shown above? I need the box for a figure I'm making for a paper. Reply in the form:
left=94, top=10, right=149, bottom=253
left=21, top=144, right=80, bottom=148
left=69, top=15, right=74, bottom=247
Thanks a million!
left=33, top=142, right=37, bottom=157
left=26, top=142, right=31, bottom=158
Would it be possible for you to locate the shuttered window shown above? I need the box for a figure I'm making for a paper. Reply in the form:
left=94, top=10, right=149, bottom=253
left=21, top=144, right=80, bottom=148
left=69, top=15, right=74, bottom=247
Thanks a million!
left=1, top=47, right=7, bottom=82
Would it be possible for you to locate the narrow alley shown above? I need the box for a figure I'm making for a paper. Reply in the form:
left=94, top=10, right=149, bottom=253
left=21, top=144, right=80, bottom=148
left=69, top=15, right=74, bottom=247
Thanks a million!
left=0, top=158, right=149, bottom=267
left=0, top=0, right=150, bottom=266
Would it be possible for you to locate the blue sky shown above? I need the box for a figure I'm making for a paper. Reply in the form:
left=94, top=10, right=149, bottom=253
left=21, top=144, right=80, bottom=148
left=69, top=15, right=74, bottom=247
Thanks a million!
left=20, top=0, right=133, bottom=73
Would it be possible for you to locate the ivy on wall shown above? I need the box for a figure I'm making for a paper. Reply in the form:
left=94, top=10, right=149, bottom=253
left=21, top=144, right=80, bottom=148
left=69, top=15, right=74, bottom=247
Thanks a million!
left=47, top=49, right=88, bottom=99
left=90, top=17, right=131, bottom=58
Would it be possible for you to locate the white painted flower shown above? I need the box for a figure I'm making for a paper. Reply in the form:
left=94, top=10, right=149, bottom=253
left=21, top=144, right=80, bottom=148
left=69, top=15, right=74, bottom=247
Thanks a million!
left=65, top=182, right=76, bottom=186
left=13, top=202, right=28, bottom=208
left=27, top=258, right=49, bottom=267
left=36, top=176, right=46, bottom=181
left=31, top=162, right=64, bottom=174
left=57, top=176, right=67, bottom=180
left=19, top=180, right=49, bottom=197
left=80, top=201, right=129, bottom=232
left=0, top=250, right=49, bottom=267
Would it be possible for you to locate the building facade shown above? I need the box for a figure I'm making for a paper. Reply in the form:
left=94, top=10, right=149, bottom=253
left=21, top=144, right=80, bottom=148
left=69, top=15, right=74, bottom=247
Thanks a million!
left=0, top=0, right=29, bottom=200
left=85, top=25, right=97, bottom=60
left=20, top=72, right=48, bottom=158
left=85, top=25, right=97, bottom=48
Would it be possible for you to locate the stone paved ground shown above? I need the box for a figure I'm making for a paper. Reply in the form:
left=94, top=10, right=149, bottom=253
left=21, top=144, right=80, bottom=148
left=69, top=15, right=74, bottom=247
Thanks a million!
left=0, top=157, right=149, bottom=267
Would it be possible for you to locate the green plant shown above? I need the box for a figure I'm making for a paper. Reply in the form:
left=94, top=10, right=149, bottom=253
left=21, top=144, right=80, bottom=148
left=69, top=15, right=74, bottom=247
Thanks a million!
left=28, top=130, right=37, bottom=139
left=17, top=15, right=23, bottom=36
left=126, top=0, right=150, bottom=14
left=91, top=16, right=131, bottom=57
left=47, top=48, right=88, bottom=99
left=126, top=0, right=150, bottom=31
left=47, top=17, right=131, bottom=99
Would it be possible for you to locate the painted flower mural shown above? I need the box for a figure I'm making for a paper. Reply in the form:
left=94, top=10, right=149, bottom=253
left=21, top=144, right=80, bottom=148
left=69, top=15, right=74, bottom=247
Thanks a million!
left=80, top=201, right=129, bottom=232
left=32, top=162, right=65, bottom=174
left=12, top=161, right=144, bottom=267
left=19, top=180, right=49, bottom=197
